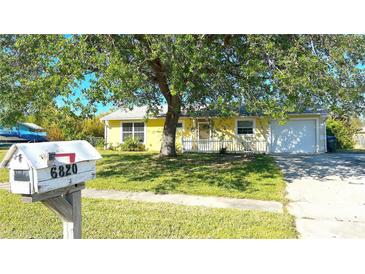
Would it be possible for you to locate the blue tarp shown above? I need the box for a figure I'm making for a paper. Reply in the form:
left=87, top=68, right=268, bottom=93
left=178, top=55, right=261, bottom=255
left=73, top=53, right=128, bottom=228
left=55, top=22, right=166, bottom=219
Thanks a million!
left=0, top=127, right=48, bottom=142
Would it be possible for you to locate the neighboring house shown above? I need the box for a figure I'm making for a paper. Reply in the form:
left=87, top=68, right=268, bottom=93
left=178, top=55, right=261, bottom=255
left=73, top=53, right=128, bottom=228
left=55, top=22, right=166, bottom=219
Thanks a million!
left=0, top=122, right=48, bottom=147
left=101, top=106, right=327, bottom=154
left=354, top=126, right=365, bottom=149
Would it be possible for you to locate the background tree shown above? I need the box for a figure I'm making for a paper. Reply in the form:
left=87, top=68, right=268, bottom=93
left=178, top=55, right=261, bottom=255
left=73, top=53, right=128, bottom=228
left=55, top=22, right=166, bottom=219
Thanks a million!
left=78, top=116, right=104, bottom=139
left=25, top=105, right=105, bottom=141
left=1, top=35, right=364, bottom=156
left=326, top=117, right=362, bottom=149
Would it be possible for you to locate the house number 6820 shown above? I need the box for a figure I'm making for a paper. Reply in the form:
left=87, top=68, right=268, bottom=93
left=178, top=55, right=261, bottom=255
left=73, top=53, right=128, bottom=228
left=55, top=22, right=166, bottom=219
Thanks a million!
left=50, top=164, right=78, bottom=179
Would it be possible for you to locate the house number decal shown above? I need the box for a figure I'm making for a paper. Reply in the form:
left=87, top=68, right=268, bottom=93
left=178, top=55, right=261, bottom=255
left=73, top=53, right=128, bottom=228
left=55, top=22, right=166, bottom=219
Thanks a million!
left=51, top=164, right=78, bottom=179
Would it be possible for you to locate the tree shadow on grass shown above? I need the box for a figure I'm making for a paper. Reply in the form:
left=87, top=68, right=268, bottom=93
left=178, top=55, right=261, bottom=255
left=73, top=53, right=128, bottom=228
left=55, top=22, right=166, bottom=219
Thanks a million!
left=201, top=154, right=281, bottom=193
left=154, top=178, right=181, bottom=194
left=96, top=151, right=282, bottom=195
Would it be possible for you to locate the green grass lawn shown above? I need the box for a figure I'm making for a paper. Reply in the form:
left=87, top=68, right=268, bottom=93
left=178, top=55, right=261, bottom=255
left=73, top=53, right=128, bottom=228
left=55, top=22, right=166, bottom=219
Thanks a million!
left=0, top=150, right=285, bottom=202
left=88, top=150, right=286, bottom=202
left=0, top=190, right=297, bottom=239
left=0, top=149, right=296, bottom=238
left=1, top=149, right=286, bottom=201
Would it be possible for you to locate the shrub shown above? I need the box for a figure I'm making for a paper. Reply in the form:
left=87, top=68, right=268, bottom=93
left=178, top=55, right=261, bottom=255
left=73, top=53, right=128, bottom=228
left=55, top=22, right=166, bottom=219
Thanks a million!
left=326, top=118, right=360, bottom=149
left=219, top=147, right=227, bottom=154
left=108, top=143, right=118, bottom=151
left=85, top=136, right=105, bottom=148
left=175, top=143, right=183, bottom=154
left=46, top=125, right=65, bottom=141
left=78, top=117, right=104, bottom=139
left=119, top=137, right=145, bottom=151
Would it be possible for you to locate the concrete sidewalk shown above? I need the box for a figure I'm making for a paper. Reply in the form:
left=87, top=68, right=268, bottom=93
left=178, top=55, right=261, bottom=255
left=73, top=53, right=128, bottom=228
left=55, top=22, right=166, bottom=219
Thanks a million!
left=83, top=189, right=283, bottom=213
left=0, top=183, right=283, bottom=213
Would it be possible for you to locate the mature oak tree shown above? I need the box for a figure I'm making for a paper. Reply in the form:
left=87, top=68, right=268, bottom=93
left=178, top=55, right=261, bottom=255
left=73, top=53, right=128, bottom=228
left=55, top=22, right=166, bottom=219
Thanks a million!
left=0, top=35, right=364, bottom=156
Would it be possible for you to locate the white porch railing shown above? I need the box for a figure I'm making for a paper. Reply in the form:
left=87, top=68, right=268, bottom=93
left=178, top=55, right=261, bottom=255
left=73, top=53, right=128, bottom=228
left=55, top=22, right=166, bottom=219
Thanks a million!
left=182, top=138, right=267, bottom=153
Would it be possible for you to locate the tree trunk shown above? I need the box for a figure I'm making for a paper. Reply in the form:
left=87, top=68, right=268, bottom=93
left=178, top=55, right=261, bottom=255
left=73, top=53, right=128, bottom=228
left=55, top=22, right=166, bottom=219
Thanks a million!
left=145, top=51, right=181, bottom=156
left=160, top=97, right=181, bottom=157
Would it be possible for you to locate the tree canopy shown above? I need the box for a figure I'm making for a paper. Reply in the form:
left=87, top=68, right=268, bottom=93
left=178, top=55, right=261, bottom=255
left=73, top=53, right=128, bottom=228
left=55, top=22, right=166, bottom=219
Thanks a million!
left=1, top=34, right=364, bottom=155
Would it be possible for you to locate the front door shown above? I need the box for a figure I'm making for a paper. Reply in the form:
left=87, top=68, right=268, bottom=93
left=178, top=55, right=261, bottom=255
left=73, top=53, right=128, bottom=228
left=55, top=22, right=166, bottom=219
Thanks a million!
left=199, top=123, right=210, bottom=140
left=198, top=123, right=210, bottom=151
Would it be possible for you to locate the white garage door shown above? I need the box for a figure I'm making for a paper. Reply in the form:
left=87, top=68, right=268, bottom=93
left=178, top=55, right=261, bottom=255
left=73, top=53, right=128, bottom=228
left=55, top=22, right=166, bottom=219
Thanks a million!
left=271, top=119, right=317, bottom=153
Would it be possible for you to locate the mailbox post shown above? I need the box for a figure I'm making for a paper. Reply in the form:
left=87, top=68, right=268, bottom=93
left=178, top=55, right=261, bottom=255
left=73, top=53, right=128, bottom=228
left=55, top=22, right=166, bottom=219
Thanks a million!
left=0, top=140, right=102, bottom=239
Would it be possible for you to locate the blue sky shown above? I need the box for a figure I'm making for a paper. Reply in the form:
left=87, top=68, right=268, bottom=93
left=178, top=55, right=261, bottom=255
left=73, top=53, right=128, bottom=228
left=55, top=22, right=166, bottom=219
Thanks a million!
left=56, top=35, right=114, bottom=115
left=56, top=74, right=113, bottom=115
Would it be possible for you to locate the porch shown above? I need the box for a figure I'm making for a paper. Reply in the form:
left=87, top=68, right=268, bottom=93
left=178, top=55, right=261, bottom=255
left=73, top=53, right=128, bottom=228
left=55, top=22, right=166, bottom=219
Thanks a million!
left=181, top=138, right=267, bottom=153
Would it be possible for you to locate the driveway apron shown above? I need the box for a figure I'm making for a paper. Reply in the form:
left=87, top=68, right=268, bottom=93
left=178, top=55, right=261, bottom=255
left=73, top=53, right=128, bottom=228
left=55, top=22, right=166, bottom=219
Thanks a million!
left=275, top=153, right=365, bottom=238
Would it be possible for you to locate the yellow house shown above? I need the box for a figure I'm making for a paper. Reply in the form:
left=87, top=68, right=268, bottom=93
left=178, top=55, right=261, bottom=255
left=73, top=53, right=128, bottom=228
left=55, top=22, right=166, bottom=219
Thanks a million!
left=101, top=106, right=327, bottom=154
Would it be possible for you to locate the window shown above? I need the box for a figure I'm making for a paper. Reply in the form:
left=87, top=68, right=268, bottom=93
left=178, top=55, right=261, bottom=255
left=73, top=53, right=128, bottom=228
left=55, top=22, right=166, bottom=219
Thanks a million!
left=122, top=122, right=145, bottom=143
left=177, top=122, right=183, bottom=130
left=237, top=120, right=254, bottom=135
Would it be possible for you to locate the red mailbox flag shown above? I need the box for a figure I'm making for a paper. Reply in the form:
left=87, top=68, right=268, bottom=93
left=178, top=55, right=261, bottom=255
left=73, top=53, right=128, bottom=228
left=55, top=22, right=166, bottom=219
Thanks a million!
left=55, top=153, right=76, bottom=163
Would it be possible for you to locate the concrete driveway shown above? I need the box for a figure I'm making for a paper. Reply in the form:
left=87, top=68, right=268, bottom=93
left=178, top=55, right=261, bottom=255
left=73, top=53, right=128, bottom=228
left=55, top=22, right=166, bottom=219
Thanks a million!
left=274, top=153, right=365, bottom=239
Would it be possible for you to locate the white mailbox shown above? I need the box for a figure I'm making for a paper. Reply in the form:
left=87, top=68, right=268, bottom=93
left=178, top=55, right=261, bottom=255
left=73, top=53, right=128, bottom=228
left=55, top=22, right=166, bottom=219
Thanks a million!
left=0, top=140, right=102, bottom=195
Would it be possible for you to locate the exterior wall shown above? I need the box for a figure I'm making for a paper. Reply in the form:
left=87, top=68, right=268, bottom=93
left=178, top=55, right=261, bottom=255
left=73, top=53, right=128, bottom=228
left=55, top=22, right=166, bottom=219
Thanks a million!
left=146, top=118, right=193, bottom=152
left=318, top=115, right=327, bottom=153
left=151, top=116, right=270, bottom=152
left=146, top=119, right=164, bottom=151
left=104, top=114, right=326, bottom=153
left=254, top=117, right=270, bottom=143
left=105, top=118, right=192, bottom=152
left=210, top=117, right=236, bottom=139
left=105, top=120, right=122, bottom=147
left=180, top=117, right=268, bottom=141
